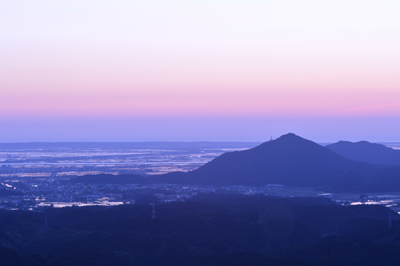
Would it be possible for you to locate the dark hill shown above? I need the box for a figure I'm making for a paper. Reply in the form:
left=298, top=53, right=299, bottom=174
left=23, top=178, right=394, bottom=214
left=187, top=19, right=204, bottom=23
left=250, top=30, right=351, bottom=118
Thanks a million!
left=2, top=194, right=400, bottom=266
left=326, top=141, right=400, bottom=165
left=154, top=133, right=400, bottom=192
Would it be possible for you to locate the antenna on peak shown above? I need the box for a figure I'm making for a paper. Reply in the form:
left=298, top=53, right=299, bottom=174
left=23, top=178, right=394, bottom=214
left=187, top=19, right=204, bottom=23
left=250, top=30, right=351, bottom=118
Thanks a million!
left=151, top=200, right=156, bottom=219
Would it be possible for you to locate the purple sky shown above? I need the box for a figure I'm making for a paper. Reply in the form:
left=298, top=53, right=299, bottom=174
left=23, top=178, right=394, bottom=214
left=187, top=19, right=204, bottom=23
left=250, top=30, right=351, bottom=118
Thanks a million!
left=1, top=116, right=399, bottom=143
left=1, top=1, right=400, bottom=142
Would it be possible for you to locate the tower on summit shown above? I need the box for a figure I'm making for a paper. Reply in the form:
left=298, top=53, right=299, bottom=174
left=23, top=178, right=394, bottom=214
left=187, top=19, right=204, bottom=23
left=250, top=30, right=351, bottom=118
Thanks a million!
left=151, top=201, right=156, bottom=219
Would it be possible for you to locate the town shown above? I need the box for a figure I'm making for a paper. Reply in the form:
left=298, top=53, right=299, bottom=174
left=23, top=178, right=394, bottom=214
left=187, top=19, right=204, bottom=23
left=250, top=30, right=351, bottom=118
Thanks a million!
left=2, top=142, right=400, bottom=213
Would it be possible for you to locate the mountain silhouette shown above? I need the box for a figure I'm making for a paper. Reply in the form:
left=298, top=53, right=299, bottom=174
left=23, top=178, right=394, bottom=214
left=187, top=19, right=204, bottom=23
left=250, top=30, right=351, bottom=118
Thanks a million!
left=154, top=133, right=400, bottom=192
left=326, top=141, right=400, bottom=165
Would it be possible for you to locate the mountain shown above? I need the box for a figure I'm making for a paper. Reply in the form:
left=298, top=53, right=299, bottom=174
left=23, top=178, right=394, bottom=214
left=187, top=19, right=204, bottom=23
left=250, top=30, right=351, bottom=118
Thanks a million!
left=326, top=141, right=400, bottom=165
left=154, top=133, right=400, bottom=192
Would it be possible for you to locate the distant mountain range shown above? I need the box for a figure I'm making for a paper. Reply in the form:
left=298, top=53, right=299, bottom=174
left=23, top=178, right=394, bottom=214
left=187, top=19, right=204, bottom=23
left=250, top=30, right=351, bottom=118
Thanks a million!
left=153, top=133, right=400, bottom=192
left=326, top=141, right=400, bottom=165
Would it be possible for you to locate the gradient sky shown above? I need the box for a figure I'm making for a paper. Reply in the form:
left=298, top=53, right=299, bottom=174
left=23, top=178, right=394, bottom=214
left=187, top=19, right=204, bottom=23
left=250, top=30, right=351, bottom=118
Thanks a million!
left=1, top=1, right=400, bottom=142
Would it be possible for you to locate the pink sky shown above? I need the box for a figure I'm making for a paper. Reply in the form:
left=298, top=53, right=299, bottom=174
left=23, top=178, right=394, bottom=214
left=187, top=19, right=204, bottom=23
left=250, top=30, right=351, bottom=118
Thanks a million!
left=2, top=47, right=399, bottom=118
left=1, top=1, right=400, bottom=141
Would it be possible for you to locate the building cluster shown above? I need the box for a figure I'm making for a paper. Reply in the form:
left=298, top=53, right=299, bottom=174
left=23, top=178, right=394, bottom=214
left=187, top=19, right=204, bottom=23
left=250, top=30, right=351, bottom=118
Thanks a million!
left=1, top=173, right=400, bottom=213
left=0, top=175, right=302, bottom=211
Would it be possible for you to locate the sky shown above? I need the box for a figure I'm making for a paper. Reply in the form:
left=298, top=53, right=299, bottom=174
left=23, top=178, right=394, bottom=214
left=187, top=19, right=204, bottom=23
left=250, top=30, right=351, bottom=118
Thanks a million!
left=1, top=0, right=400, bottom=142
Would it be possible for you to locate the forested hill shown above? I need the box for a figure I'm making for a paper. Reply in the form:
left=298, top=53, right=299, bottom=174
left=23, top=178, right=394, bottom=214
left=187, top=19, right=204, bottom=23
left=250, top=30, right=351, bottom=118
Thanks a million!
left=327, top=140, right=400, bottom=165
left=0, top=194, right=399, bottom=266
left=155, top=133, right=400, bottom=192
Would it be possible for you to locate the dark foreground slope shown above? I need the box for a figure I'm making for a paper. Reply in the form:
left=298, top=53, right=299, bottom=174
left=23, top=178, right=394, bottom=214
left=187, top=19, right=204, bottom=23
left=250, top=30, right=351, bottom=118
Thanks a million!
left=327, top=140, right=400, bottom=165
left=0, top=194, right=399, bottom=266
left=155, top=133, right=400, bottom=192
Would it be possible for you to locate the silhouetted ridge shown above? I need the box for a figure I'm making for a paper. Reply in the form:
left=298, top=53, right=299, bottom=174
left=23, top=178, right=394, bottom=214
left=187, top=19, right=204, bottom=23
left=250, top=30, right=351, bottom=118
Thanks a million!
left=251, top=133, right=343, bottom=161
left=276, top=132, right=307, bottom=142
left=155, top=133, right=400, bottom=192
left=327, top=140, right=400, bottom=165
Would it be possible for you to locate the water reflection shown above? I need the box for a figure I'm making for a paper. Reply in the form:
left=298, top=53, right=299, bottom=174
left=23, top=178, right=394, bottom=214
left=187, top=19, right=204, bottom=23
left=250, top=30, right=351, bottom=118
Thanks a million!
left=38, top=200, right=124, bottom=208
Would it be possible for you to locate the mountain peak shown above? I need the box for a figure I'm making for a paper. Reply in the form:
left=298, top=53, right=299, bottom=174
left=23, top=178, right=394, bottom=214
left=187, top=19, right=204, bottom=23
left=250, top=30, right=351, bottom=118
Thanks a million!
left=327, top=140, right=400, bottom=165
left=276, top=133, right=302, bottom=141
left=252, top=133, right=322, bottom=153
left=272, top=133, right=318, bottom=147
left=156, top=133, right=400, bottom=191
left=280, top=132, right=297, bottom=137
